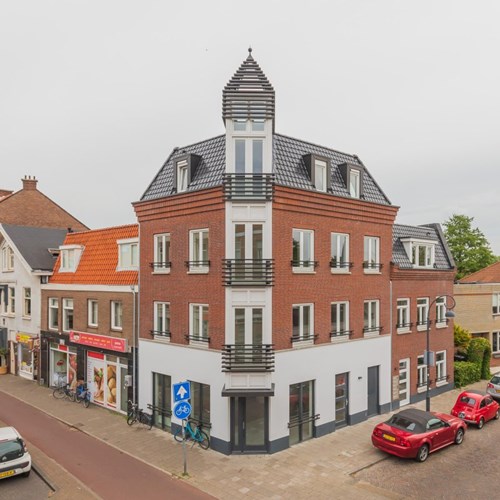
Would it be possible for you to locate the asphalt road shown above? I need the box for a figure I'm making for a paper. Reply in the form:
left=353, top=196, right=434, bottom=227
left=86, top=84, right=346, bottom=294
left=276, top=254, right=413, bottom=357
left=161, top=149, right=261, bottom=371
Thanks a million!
left=0, top=392, right=212, bottom=500
left=354, top=416, right=500, bottom=498
left=0, top=466, right=50, bottom=499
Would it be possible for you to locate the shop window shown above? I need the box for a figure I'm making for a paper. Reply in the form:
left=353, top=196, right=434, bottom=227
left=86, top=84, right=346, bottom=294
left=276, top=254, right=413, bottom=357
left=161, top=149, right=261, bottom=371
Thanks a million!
left=49, top=298, right=59, bottom=330
left=189, top=381, right=211, bottom=428
left=62, top=298, right=73, bottom=332
left=153, top=372, right=172, bottom=430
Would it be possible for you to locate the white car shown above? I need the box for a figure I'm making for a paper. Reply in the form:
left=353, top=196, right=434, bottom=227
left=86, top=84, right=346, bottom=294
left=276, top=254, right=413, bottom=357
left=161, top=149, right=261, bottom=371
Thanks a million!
left=0, top=427, right=32, bottom=480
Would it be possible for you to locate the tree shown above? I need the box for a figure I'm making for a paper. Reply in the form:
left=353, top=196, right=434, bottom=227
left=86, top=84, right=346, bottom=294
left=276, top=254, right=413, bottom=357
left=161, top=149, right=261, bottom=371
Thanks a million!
left=443, top=214, right=496, bottom=280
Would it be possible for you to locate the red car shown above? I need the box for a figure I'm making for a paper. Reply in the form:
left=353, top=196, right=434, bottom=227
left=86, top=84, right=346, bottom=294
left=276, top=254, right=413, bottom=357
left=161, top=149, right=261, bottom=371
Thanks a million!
left=372, top=408, right=466, bottom=462
left=451, top=390, right=500, bottom=429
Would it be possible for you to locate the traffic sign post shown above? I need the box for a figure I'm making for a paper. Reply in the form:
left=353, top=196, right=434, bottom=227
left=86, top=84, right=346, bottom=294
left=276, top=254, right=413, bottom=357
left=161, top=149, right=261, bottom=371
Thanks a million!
left=173, top=382, right=192, bottom=476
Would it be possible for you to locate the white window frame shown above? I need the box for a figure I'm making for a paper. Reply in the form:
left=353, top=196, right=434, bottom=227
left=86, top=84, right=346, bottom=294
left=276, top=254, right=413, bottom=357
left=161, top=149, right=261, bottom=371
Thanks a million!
left=292, top=229, right=315, bottom=273
left=417, top=355, right=427, bottom=393
left=436, top=351, right=447, bottom=386
left=117, top=238, right=138, bottom=270
left=331, top=301, right=349, bottom=342
left=23, top=287, right=31, bottom=318
left=330, top=233, right=350, bottom=273
left=396, top=298, right=411, bottom=333
left=349, top=169, right=360, bottom=198
left=314, top=159, right=327, bottom=192
left=88, top=299, right=98, bottom=327
left=411, top=242, right=435, bottom=268
left=188, top=229, right=209, bottom=273
left=292, top=303, right=314, bottom=344
left=111, top=301, right=123, bottom=330
left=62, top=298, right=74, bottom=333
left=363, top=236, right=380, bottom=273
left=48, top=298, right=59, bottom=331
left=1, top=245, right=14, bottom=271
left=59, top=245, right=83, bottom=273
left=153, top=301, right=170, bottom=340
left=417, top=298, right=429, bottom=331
left=5, top=287, right=15, bottom=315
left=189, top=304, right=209, bottom=345
left=435, top=296, right=447, bottom=328
left=363, top=299, right=380, bottom=337
left=177, top=160, right=188, bottom=192
left=153, top=233, right=171, bottom=274
left=493, top=293, right=500, bottom=316
left=233, top=132, right=265, bottom=174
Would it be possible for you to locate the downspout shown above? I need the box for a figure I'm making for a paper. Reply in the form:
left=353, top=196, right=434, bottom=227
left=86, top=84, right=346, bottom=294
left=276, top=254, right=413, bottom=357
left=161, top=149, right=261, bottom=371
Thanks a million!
left=389, top=279, right=393, bottom=411
left=131, top=285, right=137, bottom=404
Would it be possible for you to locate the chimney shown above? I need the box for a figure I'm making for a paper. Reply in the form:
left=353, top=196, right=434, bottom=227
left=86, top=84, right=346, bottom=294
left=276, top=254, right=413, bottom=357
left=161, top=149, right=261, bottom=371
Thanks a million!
left=22, top=175, right=38, bottom=191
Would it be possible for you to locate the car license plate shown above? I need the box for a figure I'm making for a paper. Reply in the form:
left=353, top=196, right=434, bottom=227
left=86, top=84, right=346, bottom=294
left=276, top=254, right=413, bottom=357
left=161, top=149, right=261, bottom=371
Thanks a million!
left=383, top=433, right=396, bottom=442
left=496, top=389, right=500, bottom=394
left=0, top=470, right=15, bottom=479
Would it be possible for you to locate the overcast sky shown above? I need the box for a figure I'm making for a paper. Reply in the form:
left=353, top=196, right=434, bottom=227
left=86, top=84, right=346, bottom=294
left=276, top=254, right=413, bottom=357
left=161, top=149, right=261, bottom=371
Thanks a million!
left=2, top=1, right=499, bottom=253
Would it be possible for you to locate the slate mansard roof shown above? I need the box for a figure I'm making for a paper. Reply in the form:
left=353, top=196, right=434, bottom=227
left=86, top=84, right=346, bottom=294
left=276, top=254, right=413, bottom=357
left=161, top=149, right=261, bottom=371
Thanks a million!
left=140, top=133, right=391, bottom=205
left=392, top=223, right=455, bottom=270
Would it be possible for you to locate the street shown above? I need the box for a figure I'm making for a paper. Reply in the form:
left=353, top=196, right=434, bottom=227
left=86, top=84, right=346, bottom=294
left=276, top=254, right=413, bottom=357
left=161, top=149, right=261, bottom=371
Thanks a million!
left=354, top=417, right=500, bottom=498
left=0, top=467, right=50, bottom=499
left=0, top=392, right=212, bottom=499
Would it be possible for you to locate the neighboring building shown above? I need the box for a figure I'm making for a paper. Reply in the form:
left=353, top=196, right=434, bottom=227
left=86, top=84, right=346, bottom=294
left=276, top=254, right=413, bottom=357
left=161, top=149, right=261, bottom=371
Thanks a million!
left=40, top=224, right=138, bottom=414
left=454, top=261, right=500, bottom=368
left=0, top=176, right=88, bottom=231
left=133, top=50, right=455, bottom=454
left=391, top=224, right=456, bottom=407
left=0, top=224, right=66, bottom=379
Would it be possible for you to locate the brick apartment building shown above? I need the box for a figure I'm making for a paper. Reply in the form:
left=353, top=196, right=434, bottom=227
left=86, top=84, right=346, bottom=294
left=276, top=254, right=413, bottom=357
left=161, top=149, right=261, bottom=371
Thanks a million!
left=133, top=50, right=455, bottom=454
left=40, top=225, right=138, bottom=414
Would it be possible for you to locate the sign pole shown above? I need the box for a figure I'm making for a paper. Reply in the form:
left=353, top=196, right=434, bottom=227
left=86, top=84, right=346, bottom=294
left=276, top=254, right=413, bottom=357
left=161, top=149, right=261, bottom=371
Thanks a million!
left=182, top=418, right=188, bottom=476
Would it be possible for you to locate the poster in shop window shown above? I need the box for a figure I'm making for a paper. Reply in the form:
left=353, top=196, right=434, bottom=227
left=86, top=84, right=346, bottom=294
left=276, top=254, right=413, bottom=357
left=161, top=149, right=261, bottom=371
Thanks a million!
left=105, top=363, right=117, bottom=408
left=87, top=352, right=105, bottom=405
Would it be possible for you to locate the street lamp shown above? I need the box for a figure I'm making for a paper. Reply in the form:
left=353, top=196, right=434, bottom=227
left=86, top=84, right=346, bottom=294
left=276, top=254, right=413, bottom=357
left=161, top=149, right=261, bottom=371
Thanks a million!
left=425, top=294, right=456, bottom=412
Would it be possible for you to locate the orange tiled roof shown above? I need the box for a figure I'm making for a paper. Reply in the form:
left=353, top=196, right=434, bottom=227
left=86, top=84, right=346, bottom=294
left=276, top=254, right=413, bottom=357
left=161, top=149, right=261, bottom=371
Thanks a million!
left=459, top=261, right=500, bottom=284
left=50, top=224, right=138, bottom=285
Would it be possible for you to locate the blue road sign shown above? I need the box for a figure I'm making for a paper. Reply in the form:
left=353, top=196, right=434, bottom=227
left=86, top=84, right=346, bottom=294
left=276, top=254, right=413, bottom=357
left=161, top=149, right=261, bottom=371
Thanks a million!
left=173, top=381, right=191, bottom=403
left=174, top=401, right=192, bottom=420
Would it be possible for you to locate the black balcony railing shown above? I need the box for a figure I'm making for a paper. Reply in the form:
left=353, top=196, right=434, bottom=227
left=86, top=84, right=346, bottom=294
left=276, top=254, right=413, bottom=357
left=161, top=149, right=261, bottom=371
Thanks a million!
left=329, top=260, right=353, bottom=270
left=184, top=334, right=210, bottom=344
left=290, top=333, right=318, bottom=344
left=396, top=322, right=413, bottom=330
left=150, top=261, right=171, bottom=271
left=330, top=330, right=353, bottom=340
left=150, top=330, right=171, bottom=340
left=185, top=260, right=210, bottom=270
left=291, top=260, right=319, bottom=269
left=363, top=326, right=383, bottom=335
left=221, top=344, right=275, bottom=372
left=363, top=261, right=383, bottom=271
left=223, top=173, right=274, bottom=201
left=223, top=259, right=274, bottom=286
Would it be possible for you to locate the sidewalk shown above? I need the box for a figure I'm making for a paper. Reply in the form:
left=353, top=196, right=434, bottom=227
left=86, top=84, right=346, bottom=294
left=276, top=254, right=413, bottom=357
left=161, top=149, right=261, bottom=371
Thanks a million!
left=0, top=375, right=491, bottom=500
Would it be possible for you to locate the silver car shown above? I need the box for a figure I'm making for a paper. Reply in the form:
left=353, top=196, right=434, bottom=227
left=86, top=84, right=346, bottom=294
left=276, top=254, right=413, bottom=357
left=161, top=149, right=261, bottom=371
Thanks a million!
left=0, top=427, right=32, bottom=480
left=486, top=373, right=500, bottom=402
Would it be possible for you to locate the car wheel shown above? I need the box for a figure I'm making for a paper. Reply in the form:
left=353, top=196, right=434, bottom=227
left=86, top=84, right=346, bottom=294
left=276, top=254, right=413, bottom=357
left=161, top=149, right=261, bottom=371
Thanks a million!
left=494, top=410, right=499, bottom=420
left=454, top=428, right=464, bottom=445
left=478, top=417, right=485, bottom=429
left=415, top=444, right=429, bottom=462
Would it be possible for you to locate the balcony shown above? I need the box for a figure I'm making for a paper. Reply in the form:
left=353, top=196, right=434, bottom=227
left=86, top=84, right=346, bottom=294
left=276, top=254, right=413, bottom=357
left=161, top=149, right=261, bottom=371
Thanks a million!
left=149, top=330, right=171, bottom=341
left=222, top=259, right=274, bottom=286
left=290, top=333, right=318, bottom=346
left=221, top=344, right=275, bottom=372
left=223, top=173, right=274, bottom=201
left=184, top=334, right=210, bottom=346
left=150, top=261, right=171, bottom=273
left=330, top=330, right=352, bottom=343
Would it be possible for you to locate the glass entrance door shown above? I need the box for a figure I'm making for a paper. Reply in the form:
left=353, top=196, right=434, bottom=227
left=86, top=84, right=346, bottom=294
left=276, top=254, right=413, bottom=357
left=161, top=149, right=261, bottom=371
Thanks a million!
left=399, top=358, right=410, bottom=406
left=231, top=397, right=268, bottom=452
left=335, top=373, right=349, bottom=427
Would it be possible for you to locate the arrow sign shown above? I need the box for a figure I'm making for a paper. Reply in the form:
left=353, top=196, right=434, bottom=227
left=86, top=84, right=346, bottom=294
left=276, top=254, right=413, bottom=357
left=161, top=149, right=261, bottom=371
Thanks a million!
left=173, top=381, right=191, bottom=403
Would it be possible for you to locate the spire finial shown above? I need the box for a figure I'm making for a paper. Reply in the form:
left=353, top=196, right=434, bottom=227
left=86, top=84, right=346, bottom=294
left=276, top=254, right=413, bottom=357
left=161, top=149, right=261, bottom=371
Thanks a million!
left=248, top=47, right=252, bottom=54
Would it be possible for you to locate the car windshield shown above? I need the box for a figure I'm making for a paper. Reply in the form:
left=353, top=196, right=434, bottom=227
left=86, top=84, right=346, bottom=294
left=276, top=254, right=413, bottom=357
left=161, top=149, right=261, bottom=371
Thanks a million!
left=459, top=396, right=476, bottom=407
left=388, top=415, right=417, bottom=432
left=0, top=439, right=24, bottom=462
left=491, top=376, right=500, bottom=385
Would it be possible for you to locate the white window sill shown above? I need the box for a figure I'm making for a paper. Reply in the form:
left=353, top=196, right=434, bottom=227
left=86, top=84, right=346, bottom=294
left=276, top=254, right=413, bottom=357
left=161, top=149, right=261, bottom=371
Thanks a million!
left=187, top=269, right=209, bottom=275
left=436, top=379, right=448, bottom=387
left=87, top=324, right=98, bottom=329
left=189, top=340, right=209, bottom=349
left=292, top=339, right=314, bottom=348
left=331, top=336, right=349, bottom=344
left=152, top=268, right=171, bottom=275
left=49, top=327, right=59, bottom=332
left=292, top=268, right=316, bottom=275
left=330, top=269, right=351, bottom=275
left=363, top=270, right=382, bottom=275
left=363, top=331, right=380, bottom=339
left=417, top=386, right=427, bottom=394
left=417, top=324, right=427, bottom=332
left=111, top=327, right=123, bottom=332
left=154, top=335, right=170, bottom=343
left=117, top=266, right=139, bottom=272
left=21, top=316, right=32, bottom=321
left=435, top=322, right=448, bottom=329
left=397, top=328, right=411, bottom=335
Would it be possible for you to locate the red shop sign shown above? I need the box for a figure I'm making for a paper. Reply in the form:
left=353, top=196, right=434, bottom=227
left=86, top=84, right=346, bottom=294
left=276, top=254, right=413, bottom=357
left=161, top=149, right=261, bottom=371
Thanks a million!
left=69, top=331, right=127, bottom=353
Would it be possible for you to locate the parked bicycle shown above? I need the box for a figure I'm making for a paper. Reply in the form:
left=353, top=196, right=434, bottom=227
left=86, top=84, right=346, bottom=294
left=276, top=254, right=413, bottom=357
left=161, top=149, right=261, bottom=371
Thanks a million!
left=174, top=419, right=210, bottom=449
left=74, top=382, right=91, bottom=408
left=127, top=400, right=153, bottom=429
left=52, top=383, right=75, bottom=402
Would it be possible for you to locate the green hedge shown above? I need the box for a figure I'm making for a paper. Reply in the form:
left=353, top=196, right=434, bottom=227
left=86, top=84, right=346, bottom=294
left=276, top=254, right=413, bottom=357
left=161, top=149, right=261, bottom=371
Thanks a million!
left=454, top=361, right=481, bottom=388
left=467, top=337, right=492, bottom=379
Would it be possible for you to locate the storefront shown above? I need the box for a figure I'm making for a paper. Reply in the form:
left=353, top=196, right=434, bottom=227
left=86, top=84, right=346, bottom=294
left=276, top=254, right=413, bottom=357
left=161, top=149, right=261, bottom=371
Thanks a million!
left=70, top=331, right=130, bottom=414
left=15, top=333, right=38, bottom=381
left=49, top=342, right=78, bottom=389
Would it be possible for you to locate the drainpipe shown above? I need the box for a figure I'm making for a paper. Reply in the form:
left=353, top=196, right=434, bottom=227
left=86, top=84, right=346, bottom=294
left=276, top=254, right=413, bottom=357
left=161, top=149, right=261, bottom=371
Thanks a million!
left=130, top=285, right=137, bottom=405
left=389, top=279, right=394, bottom=411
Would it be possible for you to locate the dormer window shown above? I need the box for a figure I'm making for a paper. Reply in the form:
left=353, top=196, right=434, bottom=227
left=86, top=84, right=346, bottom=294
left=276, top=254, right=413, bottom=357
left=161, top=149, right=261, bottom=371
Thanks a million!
left=339, top=163, right=363, bottom=199
left=401, top=238, right=435, bottom=269
left=60, top=245, right=83, bottom=272
left=303, top=154, right=331, bottom=193
left=177, top=160, right=188, bottom=192
left=118, top=238, right=138, bottom=270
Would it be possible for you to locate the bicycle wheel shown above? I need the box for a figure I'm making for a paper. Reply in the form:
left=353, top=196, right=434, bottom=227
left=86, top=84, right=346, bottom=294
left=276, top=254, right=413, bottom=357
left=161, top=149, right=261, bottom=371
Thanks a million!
left=198, top=430, right=210, bottom=450
left=140, top=412, right=153, bottom=430
left=173, top=427, right=184, bottom=443
left=53, top=387, right=65, bottom=399
left=127, top=413, right=137, bottom=426
left=83, top=394, right=90, bottom=408
left=67, top=391, right=76, bottom=403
